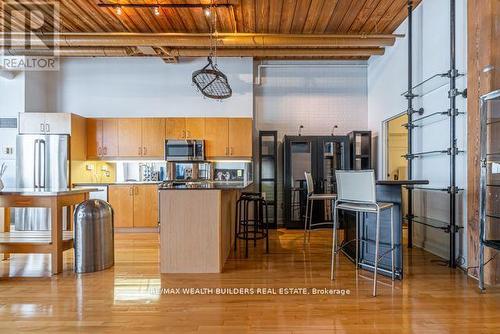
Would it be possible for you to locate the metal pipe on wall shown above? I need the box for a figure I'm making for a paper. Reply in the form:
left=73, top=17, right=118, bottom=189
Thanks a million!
left=449, top=0, right=457, bottom=268
left=406, top=0, right=414, bottom=249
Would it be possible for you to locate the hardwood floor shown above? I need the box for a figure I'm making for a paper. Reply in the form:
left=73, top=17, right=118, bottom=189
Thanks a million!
left=0, top=229, right=499, bottom=333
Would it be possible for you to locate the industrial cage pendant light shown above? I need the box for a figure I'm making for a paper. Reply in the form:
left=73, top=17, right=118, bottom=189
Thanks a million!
left=192, top=2, right=232, bottom=100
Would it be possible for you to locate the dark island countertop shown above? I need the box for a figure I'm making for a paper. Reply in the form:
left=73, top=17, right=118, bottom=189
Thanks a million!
left=376, top=179, right=429, bottom=186
left=159, top=181, right=253, bottom=190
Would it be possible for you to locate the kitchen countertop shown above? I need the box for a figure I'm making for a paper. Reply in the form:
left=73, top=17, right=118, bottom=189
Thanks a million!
left=73, top=182, right=161, bottom=186
left=159, top=181, right=253, bottom=190
left=0, top=188, right=100, bottom=196
left=376, top=180, right=429, bottom=186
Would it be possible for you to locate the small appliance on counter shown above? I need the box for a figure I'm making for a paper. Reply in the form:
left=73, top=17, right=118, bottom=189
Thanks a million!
left=165, top=139, right=204, bottom=161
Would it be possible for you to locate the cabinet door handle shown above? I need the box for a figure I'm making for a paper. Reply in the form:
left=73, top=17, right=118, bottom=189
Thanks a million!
left=103, top=147, right=107, bottom=155
left=98, top=147, right=102, bottom=156
left=40, top=123, right=44, bottom=132
left=129, top=187, right=133, bottom=196
left=187, top=130, right=191, bottom=138
left=230, top=147, right=233, bottom=155
left=143, top=147, right=147, bottom=155
left=138, top=147, right=142, bottom=155
left=45, top=123, right=50, bottom=132
left=134, top=186, right=139, bottom=195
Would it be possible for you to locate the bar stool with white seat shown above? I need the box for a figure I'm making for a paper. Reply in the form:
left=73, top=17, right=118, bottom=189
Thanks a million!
left=303, top=172, right=337, bottom=243
left=330, top=170, right=395, bottom=297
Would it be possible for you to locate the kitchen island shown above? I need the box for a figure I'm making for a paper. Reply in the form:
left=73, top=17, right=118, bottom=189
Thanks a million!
left=159, top=182, right=252, bottom=273
left=0, top=188, right=97, bottom=274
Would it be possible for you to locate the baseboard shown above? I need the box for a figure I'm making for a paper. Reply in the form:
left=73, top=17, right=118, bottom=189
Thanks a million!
left=115, top=227, right=159, bottom=233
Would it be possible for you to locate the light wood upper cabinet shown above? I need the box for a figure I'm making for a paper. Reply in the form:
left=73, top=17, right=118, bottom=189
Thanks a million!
left=86, top=118, right=102, bottom=159
left=142, top=118, right=165, bottom=158
left=133, top=185, right=159, bottom=227
left=108, top=185, right=134, bottom=228
left=87, top=117, right=252, bottom=160
left=205, top=118, right=253, bottom=158
left=165, top=118, right=205, bottom=140
left=205, top=118, right=230, bottom=158
left=165, top=118, right=186, bottom=139
left=185, top=118, right=205, bottom=139
left=228, top=118, right=253, bottom=157
left=101, top=119, right=119, bottom=157
left=118, top=118, right=142, bottom=157
left=86, top=118, right=118, bottom=158
left=70, top=114, right=87, bottom=161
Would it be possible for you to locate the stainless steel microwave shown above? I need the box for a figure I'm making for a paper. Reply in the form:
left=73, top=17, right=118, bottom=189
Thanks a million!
left=165, top=140, right=205, bottom=161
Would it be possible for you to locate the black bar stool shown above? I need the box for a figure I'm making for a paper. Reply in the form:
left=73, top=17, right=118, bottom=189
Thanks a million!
left=234, top=192, right=269, bottom=258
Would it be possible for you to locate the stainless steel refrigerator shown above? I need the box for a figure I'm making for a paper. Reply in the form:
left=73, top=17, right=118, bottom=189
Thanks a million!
left=14, top=134, right=69, bottom=230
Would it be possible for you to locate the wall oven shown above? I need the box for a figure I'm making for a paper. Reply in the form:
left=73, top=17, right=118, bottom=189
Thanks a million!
left=165, top=140, right=205, bottom=161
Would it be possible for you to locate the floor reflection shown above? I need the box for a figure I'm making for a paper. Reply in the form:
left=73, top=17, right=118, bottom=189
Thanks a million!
left=113, top=276, right=161, bottom=304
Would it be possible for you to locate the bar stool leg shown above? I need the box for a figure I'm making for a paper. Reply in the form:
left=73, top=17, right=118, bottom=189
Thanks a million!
left=244, top=200, right=249, bottom=258
left=355, top=211, right=359, bottom=268
left=390, top=206, right=395, bottom=281
left=308, top=199, right=314, bottom=243
left=264, top=200, right=269, bottom=254
left=303, top=197, right=309, bottom=244
left=234, top=199, right=240, bottom=251
left=373, top=209, right=381, bottom=297
left=253, top=200, right=258, bottom=247
left=330, top=200, right=338, bottom=280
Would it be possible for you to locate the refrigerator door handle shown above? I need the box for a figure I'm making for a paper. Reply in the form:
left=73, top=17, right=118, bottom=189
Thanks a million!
left=39, top=139, right=46, bottom=188
left=34, top=139, right=39, bottom=188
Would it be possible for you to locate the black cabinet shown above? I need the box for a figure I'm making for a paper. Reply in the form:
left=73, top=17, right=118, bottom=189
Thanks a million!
left=258, top=131, right=278, bottom=228
left=283, top=135, right=350, bottom=229
left=348, top=131, right=372, bottom=170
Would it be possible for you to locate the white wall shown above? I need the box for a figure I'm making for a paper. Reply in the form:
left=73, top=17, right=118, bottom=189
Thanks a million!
left=367, top=0, right=467, bottom=263
left=255, top=60, right=368, bottom=224
left=25, top=57, right=253, bottom=118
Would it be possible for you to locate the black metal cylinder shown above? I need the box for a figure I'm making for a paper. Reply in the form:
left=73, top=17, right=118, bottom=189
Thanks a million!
left=449, top=0, right=457, bottom=268
left=407, top=0, right=414, bottom=248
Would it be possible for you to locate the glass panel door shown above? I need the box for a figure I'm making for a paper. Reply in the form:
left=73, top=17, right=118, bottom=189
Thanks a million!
left=483, top=95, right=500, bottom=243
left=289, top=141, right=312, bottom=224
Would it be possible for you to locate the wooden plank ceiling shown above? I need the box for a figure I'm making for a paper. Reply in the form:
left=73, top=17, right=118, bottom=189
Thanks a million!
left=0, top=0, right=422, bottom=60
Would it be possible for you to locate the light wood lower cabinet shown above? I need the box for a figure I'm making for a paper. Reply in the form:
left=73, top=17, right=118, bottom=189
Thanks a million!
left=133, top=185, right=159, bottom=227
left=108, top=185, right=134, bottom=228
left=108, top=185, right=158, bottom=229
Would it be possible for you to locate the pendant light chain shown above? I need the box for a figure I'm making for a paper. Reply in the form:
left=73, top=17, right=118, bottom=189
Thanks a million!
left=191, top=0, right=232, bottom=100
